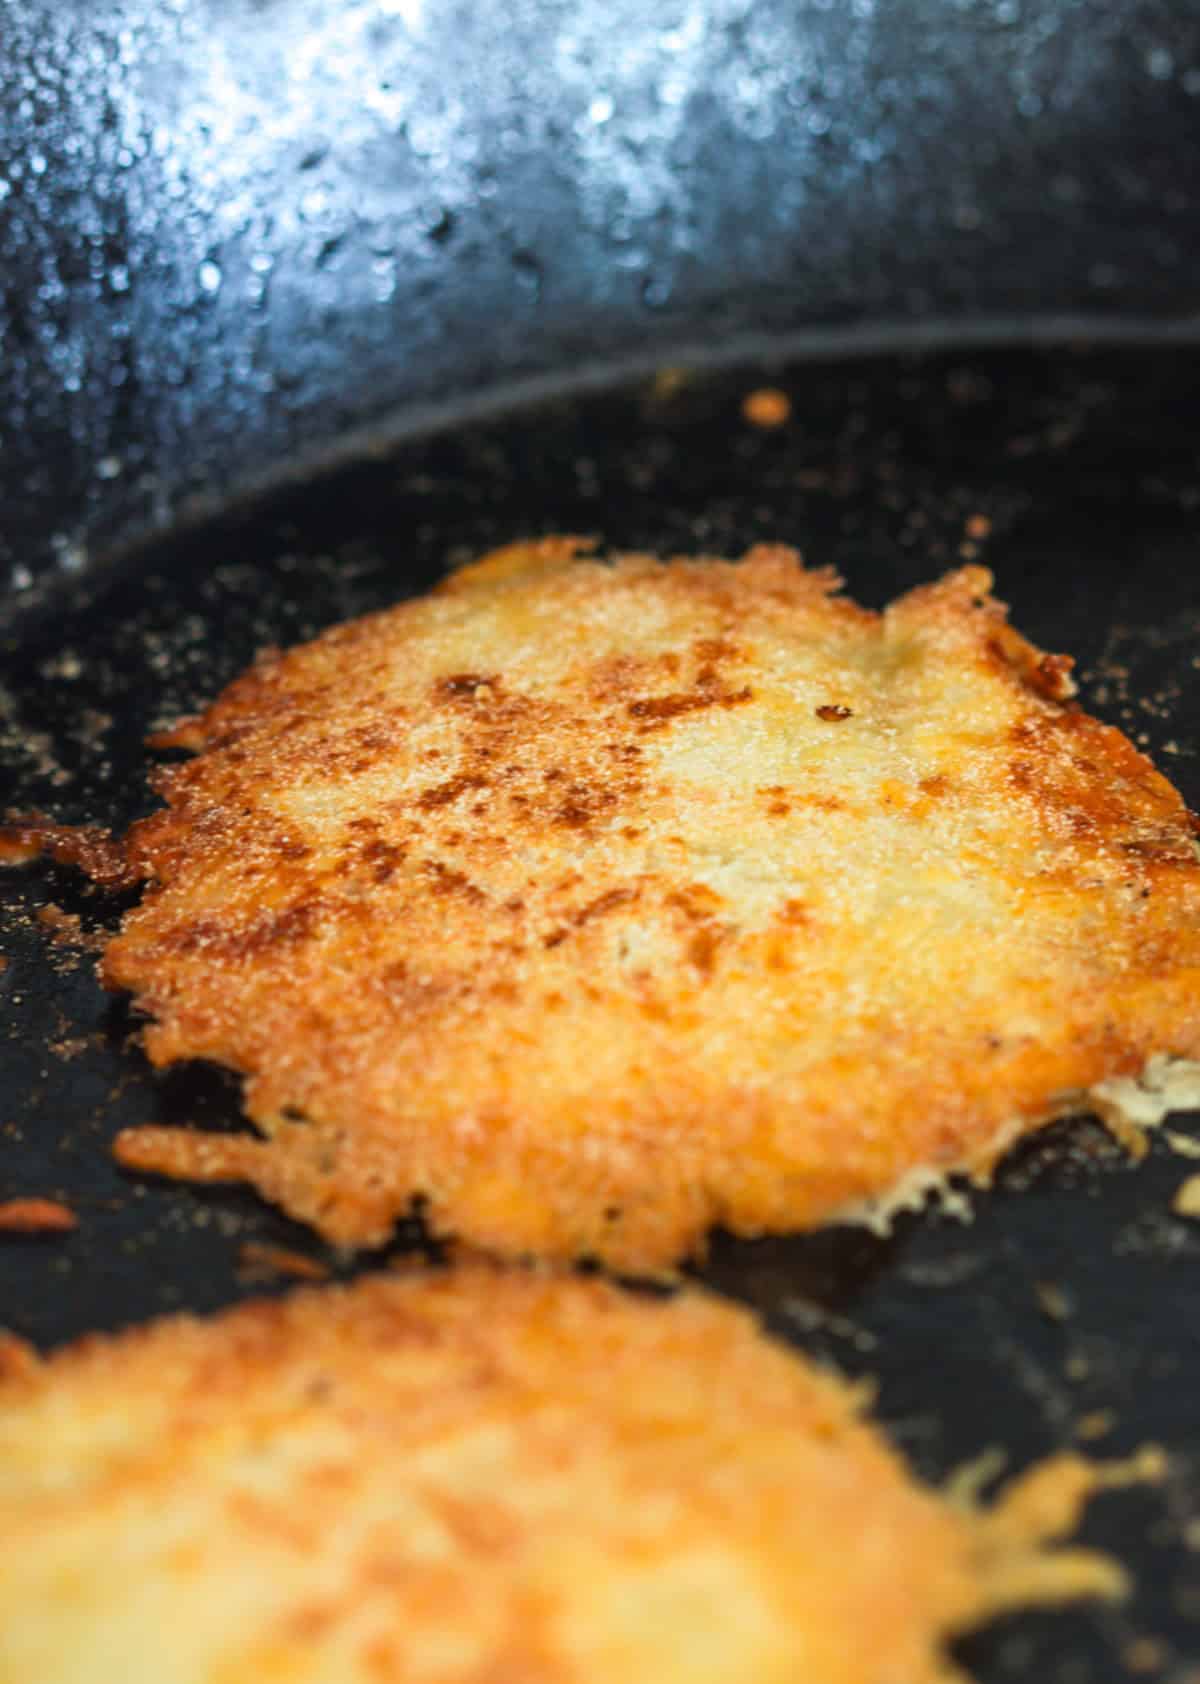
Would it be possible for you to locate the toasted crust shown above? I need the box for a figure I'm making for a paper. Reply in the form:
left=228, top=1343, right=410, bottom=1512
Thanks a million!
left=102, top=542, right=1200, bottom=1266
left=0, top=1265, right=1138, bottom=1684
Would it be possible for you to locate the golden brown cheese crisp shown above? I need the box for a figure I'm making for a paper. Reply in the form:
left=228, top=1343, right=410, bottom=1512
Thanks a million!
left=0, top=1265, right=1142, bottom=1684
left=100, top=541, right=1200, bottom=1267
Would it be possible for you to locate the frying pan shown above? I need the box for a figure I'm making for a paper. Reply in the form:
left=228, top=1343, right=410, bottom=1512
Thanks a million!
left=4, top=4, right=1200, bottom=1681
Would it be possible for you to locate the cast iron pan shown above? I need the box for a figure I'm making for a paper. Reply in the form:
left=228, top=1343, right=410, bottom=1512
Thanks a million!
left=3, top=342, right=1200, bottom=1681
left=5, top=0, right=1200, bottom=586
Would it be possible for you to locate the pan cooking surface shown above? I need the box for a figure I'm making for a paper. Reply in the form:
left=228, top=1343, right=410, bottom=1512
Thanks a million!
left=2, top=344, right=1200, bottom=1680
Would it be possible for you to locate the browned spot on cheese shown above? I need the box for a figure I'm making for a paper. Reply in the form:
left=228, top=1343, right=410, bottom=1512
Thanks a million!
left=626, top=652, right=754, bottom=730
left=687, top=925, right=725, bottom=977
left=416, top=773, right=490, bottom=811
left=273, top=834, right=312, bottom=862
left=1035, top=652, right=1076, bottom=699
left=570, top=887, right=639, bottom=930
left=694, top=636, right=743, bottom=664
left=435, top=672, right=497, bottom=703
left=421, top=860, right=485, bottom=903
left=552, top=782, right=622, bottom=830
left=359, top=838, right=405, bottom=883
left=987, top=622, right=1078, bottom=702
left=169, top=901, right=321, bottom=962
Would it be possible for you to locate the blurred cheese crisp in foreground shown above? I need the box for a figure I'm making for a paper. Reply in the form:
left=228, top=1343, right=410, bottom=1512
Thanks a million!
left=89, top=541, right=1200, bottom=1266
left=0, top=1266, right=1149, bottom=1684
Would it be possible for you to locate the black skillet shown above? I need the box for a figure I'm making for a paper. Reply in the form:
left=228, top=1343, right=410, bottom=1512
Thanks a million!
left=5, top=0, right=1200, bottom=1679
left=3, top=344, right=1200, bottom=1683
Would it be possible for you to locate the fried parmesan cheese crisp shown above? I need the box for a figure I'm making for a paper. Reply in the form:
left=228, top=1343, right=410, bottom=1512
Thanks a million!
left=0, top=1266, right=1142, bottom=1684
left=102, top=541, right=1200, bottom=1266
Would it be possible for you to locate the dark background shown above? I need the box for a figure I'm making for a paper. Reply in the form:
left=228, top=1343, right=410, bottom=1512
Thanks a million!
left=2, top=0, right=1200, bottom=603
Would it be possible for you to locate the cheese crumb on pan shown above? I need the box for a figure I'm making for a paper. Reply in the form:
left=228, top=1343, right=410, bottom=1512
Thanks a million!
left=70, top=540, right=1200, bottom=1266
left=1171, top=1173, right=1200, bottom=1218
left=0, top=1198, right=77, bottom=1234
left=0, top=1265, right=1153, bottom=1684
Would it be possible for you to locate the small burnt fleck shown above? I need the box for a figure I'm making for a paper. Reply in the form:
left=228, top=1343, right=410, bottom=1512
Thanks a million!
left=553, top=783, right=620, bottom=830
left=667, top=884, right=724, bottom=919
left=816, top=704, right=853, bottom=722
left=1036, top=652, right=1076, bottom=700
left=628, top=684, right=752, bottom=727
left=435, top=673, right=496, bottom=702
left=274, top=834, right=312, bottom=861
left=417, top=774, right=489, bottom=811
left=688, top=926, right=723, bottom=976
left=361, top=839, right=406, bottom=884
left=570, top=887, right=637, bottom=929
left=422, top=860, right=485, bottom=903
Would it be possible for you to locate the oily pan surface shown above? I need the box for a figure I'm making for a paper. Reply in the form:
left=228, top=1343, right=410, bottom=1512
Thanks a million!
left=102, top=541, right=1200, bottom=1267
left=0, top=1263, right=1133, bottom=1684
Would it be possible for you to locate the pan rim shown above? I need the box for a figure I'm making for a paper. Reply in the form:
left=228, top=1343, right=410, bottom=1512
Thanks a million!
left=6, top=308, right=1200, bottom=640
